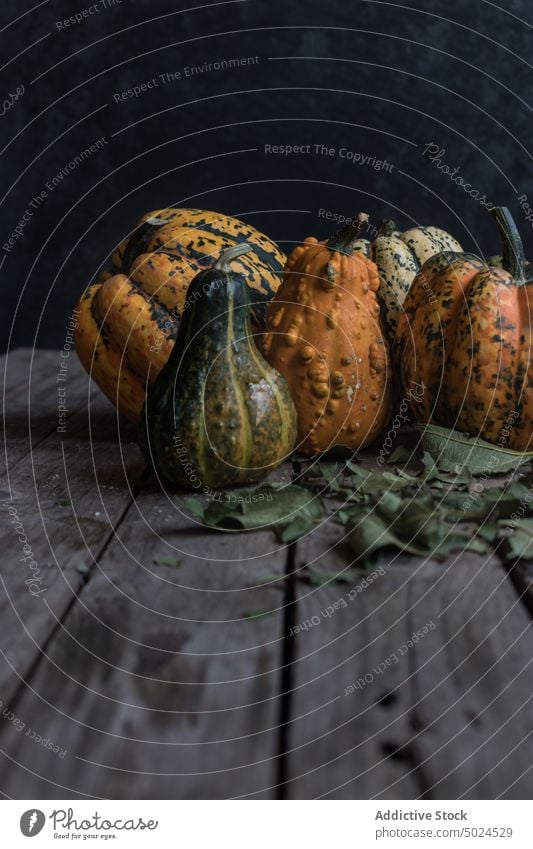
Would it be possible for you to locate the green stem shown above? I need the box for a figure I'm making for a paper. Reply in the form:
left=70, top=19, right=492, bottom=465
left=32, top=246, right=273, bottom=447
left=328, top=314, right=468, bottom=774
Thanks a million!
left=121, top=216, right=171, bottom=274
left=326, top=212, right=369, bottom=255
left=377, top=219, right=397, bottom=237
left=214, top=242, right=253, bottom=272
left=490, top=206, right=526, bottom=283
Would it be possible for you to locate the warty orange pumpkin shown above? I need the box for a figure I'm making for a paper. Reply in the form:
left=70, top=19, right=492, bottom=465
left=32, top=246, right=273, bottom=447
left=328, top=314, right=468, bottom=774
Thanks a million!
left=395, top=206, right=533, bottom=451
left=262, top=213, right=392, bottom=454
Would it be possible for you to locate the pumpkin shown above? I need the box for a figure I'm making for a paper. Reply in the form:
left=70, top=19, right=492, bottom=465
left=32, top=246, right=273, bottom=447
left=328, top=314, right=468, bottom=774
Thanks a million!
left=353, top=219, right=462, bottom=343
left=74, top=208, right=285, bottom=422
left=395, top=206, right=533, bottom=451
left=140, top=243, right=297, bottom=489
left=262, top=213, right=392, bottom=455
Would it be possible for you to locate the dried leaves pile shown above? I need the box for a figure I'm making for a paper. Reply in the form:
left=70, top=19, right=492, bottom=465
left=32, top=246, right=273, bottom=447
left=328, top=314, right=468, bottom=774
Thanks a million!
left=179, top=425, right=533, bottom=569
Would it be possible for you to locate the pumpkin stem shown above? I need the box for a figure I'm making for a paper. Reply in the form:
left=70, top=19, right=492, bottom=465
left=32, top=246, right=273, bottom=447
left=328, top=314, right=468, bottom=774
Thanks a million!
left=326, top=212, right=369, bottom=255
left=121, top=216, right=171, bottom=274
left=145, top=216, right=172, bottom=226
left=490, top=206, right=526, bottom=283
left=214, top=242, right=253, bottom=272
left=377, top=219, right=397, bottom=237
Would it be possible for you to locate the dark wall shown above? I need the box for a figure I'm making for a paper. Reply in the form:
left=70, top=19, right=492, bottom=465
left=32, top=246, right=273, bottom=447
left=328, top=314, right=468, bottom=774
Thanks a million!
left=1, top=0, right=531, bottom=351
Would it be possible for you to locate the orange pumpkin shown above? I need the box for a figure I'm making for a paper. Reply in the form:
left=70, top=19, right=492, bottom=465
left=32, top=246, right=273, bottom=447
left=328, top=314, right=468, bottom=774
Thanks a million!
left=262, top=213, right=392, bottom=454
left=395, top=207, right=533, bottom=451
left=74, top=208, right=285, bottom=422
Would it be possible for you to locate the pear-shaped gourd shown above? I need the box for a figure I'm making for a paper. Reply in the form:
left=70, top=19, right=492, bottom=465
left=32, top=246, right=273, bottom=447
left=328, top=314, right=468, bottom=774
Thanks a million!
left=140, top=244, right=297, bottom=489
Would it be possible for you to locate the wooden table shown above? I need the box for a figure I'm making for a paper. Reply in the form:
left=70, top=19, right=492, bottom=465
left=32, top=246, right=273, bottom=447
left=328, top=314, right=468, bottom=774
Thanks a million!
left=1, top=348, right=532, bottom=799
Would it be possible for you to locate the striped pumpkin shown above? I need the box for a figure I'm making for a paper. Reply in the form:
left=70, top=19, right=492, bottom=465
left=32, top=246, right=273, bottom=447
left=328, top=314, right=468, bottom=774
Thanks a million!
left=74, top=208, right=285, bottom=422
left=395, top=207, right=533, bottom=451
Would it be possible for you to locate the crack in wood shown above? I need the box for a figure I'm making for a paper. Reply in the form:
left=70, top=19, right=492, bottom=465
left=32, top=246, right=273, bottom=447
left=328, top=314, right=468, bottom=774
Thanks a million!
left=276, top=540, right=297, bottom=799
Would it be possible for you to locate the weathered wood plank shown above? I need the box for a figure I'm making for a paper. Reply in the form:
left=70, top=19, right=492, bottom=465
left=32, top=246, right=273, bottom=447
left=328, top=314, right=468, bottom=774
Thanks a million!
left=407, top=555, right=533, bottom=799
left=2, top=350, right=533, bottom=800
left=0, top=485, right=288, bottom=799
left=285, top=519, right=533, bottom=799
left=1, top=348, right=94, bottom=472
left=284, top=520, right=422, bottom=799
left=0, top=394, right=142, bottom=710
left=506, top=561, right=533, bottom=621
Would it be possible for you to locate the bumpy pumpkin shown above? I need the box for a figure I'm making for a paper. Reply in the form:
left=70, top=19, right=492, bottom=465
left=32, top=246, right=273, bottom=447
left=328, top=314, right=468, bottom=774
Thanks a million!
left=140, top=244, right=297, bottom=489
left=262, top=213, right=392, bottom=455
left=395, top=207, right=533, bottom=451
left=353, top=219, right=462, bottom=343
left=74, top=208, right=285, bottom=422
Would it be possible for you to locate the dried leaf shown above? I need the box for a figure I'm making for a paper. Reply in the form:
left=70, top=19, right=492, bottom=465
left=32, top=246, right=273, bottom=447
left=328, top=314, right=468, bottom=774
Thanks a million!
left=385, top=444, right=414, bottom=464
left=417, top=423, right=533, bottom=475
left=179, top=497, right=205, bottom=518
left=154, top=557, right=182, bottom=568
left=476, top=522, right=500, bottom=543
left=442, top=481, right=531, bottom=521
left=198, top=485, right=324, bottom=541
left=255, top=573, right=288, bottom=584
left=500, top=517, right=533, bottom=563
left=345, top=462, right=417, bottom=497
left=345, top=492, right=487, bottom=569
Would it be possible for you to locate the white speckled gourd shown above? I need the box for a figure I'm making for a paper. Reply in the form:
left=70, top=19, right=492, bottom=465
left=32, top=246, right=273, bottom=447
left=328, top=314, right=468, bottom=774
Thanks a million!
left=353, top=220, right=463, bottom=343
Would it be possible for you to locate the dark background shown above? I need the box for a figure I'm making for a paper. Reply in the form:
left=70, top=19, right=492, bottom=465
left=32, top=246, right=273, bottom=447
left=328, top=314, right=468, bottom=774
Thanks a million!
left=1, top=0, right=531, bottom=352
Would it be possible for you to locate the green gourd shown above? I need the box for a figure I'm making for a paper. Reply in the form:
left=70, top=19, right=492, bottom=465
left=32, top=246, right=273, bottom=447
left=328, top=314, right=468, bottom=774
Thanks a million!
left=140, top=243, right=297, bottom=490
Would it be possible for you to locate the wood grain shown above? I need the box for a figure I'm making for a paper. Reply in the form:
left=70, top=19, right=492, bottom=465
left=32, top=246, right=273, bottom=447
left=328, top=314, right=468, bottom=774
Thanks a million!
left=407, top=555, right=533, bottom=799
left=1, top=349, right=533, bottom=800
left=284, top=519, right=423, bottom=799
left=1, top=349, right=91, bottom=472
left=0, top=350, right=142, bottom=710
left=0, top=484, right=288, bottom=799
left=286, top=524, right=533, bottom=799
